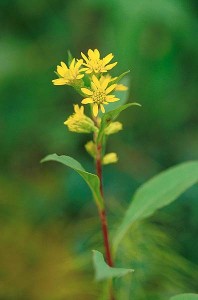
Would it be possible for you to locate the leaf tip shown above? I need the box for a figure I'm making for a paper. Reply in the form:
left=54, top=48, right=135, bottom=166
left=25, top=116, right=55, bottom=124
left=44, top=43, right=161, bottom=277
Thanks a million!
left=40, top=153, right=57, bottom=164
left=133, top=102, right=142, bottom=107
left=40, top=157, right=46, bottom=164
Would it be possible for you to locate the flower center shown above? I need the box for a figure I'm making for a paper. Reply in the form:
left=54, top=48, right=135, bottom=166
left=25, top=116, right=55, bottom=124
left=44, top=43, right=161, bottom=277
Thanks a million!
left=93, top=91, right=106, bottom=104
left=90, top=59, right=102, bottom=73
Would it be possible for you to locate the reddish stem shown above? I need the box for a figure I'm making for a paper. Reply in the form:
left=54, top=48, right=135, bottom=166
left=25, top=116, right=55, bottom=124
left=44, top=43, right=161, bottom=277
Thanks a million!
left=96, top=144, right=115, bottom=300
left=99, top=209, right=113, bottom=267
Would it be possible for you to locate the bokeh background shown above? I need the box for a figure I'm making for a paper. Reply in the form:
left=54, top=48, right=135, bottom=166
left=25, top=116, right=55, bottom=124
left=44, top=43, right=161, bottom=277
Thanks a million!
left=0, top=0, right=197, bottom=299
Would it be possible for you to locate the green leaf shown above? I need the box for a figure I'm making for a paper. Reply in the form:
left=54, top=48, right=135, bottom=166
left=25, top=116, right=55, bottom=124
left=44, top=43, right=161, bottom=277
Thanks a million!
left=170, top=294, right=198, bottom=300
left=67, top=50, right=73, bottom=65
left=114, top=70, right=130, bottom=84
left=97, top=102, right=141, bottom=142
left=113, top=161, right=198, bottom=251
left=92, top=250, right=133, bottom=281
left=41, top=154, right=103, bottom=209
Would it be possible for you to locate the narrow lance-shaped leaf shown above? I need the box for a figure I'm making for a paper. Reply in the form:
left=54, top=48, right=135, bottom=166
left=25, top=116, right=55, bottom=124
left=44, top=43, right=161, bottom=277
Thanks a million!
left=170, top=294, right=198, bottom=300
left=41, top=154, right=104, bottom=210
left=67, top=50, right=73, bottom=65
left=110, top=70, right=130, bottom=84
left=113, top=161, right=198, bottom=252
left=97, top=102, right=141, bottom=143
left=92, top=250, right=133, bottom=281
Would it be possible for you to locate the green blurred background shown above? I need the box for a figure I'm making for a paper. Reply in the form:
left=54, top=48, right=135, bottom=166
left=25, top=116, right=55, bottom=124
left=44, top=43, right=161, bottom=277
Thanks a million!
left=0, top=0, right=197, bottom=299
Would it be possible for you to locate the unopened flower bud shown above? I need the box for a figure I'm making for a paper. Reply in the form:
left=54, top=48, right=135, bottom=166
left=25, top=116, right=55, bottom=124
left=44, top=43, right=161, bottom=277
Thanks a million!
left=102, top=152, right=118, bottom=165
left=85, top=141, right=96, bottom=158
left=64, top=105, right=98, bottom=134
left=104, top=121, right=123, bottom=135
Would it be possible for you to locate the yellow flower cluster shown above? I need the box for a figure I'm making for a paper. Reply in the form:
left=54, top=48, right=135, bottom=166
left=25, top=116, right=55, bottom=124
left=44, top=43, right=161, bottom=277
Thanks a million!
left=53, top=49, right=128, bottom=119
left=52, top=49, right=130, bottom=165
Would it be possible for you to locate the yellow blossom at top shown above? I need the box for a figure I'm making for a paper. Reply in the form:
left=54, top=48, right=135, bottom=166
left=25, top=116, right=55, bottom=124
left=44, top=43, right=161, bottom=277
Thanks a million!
left=64, top=105, right=98, bottom=133
left=81, top=49, right=117, bottom=74
left=52, top=58, right=84, bottom=86
left=81, top=75, right=119, bottom=117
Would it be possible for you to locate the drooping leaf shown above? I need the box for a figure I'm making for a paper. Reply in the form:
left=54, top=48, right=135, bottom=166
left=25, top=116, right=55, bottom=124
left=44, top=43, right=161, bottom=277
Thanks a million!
left=92, top=250, right=133, bottom=281
left=113, top=161, right=198, bottom=251
left=97, top=102, right=141, bottom=142
left=41, top=154, right=103, bottom=209
left=170, top=294, right=198, bottom=300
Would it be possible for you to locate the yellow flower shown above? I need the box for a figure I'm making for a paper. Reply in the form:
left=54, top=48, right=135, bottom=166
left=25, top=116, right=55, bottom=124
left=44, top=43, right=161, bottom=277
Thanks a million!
left=52, top=59, right=84, bottom=86
left=81, top=75, right=119, bottom=117
left=81, top=49, right=117, bottom=74
left=64, top=105, right=98, bottom=133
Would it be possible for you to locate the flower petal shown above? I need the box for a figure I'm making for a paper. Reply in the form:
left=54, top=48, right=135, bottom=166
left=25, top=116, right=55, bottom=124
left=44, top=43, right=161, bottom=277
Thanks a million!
left=92, top=75, right=101, bottom=89
left=94, top=49, right=100, bottom=59
left=76, top=74, right=84, bottom=79
left=52, top=78, right=68, bottom=85
left=93, top=103, right=99, bottom=117
left=61, top=61, right=68, bottom=69
left=80, top=67, right=89, bottom=72
left=88, top=49, right=95, bottom=58
left=104, top=62, right=117, bottom=71
left=70, top=58, right=75, bottom=69
left=115, top=84, right=128, bottom=91
left=81, top=88, right=93, bottom=96
left=57, top=66, right=66, bottom=77
left=75, top=59, right=83, bottom=70
left=81, top=52, right=89, bottom=63
left=105, top=84, right=117, bottom=94
left=107, top=97, right=120, bottom=103
left=103, top=53, right=113, bottom=65
left=74, top=104, right=80, bottom=113
left=101, top=77, right=110, bottom=90
left=81, top=98, right=93, bottom=104
left=100, top=104, right=105, bottom=113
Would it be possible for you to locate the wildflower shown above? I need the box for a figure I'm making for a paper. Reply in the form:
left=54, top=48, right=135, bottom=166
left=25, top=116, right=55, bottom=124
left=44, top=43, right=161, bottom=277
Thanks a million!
left=81, top=49, right=117, bottom=74
left=52, top=59, right=84, bottom=86
left=64, top=105, right=98, bottom=133
left=105, top=121, right=123, bottom=135
left=103, top=153, right=118, bottom=165
left=81, top=75, right=119, bottom=117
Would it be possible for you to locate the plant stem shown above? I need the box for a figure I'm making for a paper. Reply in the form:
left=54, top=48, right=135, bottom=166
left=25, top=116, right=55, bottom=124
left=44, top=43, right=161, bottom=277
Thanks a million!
left=96, top=143, right=115, bottom=300
left=99, top=209, right=113, bottom=267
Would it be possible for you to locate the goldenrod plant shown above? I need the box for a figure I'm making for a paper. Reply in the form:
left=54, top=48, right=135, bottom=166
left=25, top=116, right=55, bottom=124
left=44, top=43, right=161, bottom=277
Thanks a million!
left=41, top=49, right=198, bottom=300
